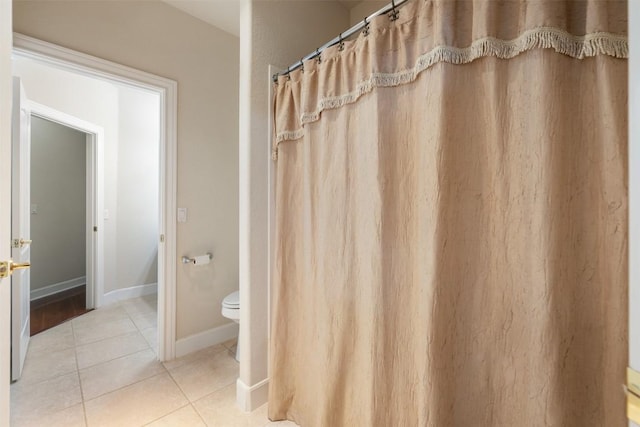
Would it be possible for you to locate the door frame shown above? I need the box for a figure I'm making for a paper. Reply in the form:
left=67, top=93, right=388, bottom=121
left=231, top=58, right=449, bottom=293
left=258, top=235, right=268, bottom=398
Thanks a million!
left=12, top=33, right=178, bottom=362
left=28, top=102, right=104, bottom=311
left=630, top=2, right=639, bottom=427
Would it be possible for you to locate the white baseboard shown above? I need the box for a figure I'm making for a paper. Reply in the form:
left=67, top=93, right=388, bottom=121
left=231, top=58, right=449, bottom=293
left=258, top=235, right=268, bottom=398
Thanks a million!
left=30, top=276, right=86, bottom=301
left=175, top=322, right=239, bottom=358
left=237, top=377, right=268, bottom=412
left=102, top=282, right=157, bottom=306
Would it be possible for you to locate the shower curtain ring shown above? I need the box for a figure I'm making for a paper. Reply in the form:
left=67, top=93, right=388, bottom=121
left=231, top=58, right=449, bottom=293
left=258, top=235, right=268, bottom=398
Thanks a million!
left=388, top=0, right=399, bottom=21
left=286, top=66, right=291, bottom=80
left=363, top=17, right=370, bottom=36
left=316, top=48, right=322, bottom=63
left=300, top=58, right=304, bottom=72
left=338, top=32, right=345, bottom=51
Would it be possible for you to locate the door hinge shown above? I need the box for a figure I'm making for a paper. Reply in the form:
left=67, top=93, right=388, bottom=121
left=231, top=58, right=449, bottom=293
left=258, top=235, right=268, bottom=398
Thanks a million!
left=160, top=234, right=165, bottom=243
left=94, top=226, right=98, bottom=232
left=12, top=238, right=32, bottom=248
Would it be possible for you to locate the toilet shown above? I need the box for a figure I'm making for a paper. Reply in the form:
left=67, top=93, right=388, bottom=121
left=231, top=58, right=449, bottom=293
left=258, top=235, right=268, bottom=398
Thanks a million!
left=221, top=291, right=240, bottom=361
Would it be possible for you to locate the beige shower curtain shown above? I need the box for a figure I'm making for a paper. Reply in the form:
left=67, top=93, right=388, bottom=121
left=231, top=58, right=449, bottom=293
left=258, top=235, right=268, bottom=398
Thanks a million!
left=269, top=1, right=628, bottom=426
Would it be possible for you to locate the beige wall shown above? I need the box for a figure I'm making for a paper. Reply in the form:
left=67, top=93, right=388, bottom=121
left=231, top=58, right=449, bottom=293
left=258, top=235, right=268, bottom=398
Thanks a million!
left=13, top=0, right=240, bottom=340
left=239, top=0, right=349, bottom=407
left=30, top=116, right=86, bottom=292
left=349, top=1, right=388, bottom=26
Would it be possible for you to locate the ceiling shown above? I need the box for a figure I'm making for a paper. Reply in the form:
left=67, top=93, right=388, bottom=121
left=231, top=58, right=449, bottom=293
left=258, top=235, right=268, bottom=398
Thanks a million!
left=161, top=0, right=362, bottom=37
left=161, top=0, right=242, bottom=36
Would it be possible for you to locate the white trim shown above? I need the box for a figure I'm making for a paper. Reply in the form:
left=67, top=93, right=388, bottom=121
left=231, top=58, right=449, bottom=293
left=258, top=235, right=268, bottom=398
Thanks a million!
left=236, top=377, right=269, bottom=412
left=28, top=101, right=104, bottom=311
left=30, top=276, right=85, bottom=301
left=13, top=33, right=178, bottom=361
left=102, top=283, right=158, bottom=306
left=175, top=323, right=239, bottom=358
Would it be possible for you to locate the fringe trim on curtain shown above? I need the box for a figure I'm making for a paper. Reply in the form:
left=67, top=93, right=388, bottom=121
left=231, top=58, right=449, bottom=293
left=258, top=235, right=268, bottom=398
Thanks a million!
left=272, top=129, right=305, bottom=159
left=273, top=26, right=627, bottom=156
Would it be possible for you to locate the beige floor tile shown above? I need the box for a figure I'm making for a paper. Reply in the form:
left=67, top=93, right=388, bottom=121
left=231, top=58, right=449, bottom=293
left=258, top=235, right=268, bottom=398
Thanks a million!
left=193, top=384, right=268, bottom=427
left=84, top=372, right=188, bottom=427
left=73, top=317, right=138, bottom=346
left=167, top=347, right=238, bottom=401
left=10, top=403, right=86, bottom=427
left=79, top=348, right=166, bottom=400
left=20, top=347, right=77, bottom=386
left=163, top=344, right=227, bottom=371
left=145, top=404, right=206, bottom=426
left=11, top=372, right=82, bottom=425
left=29, top=321, right=75, bottom=353
left=76, top=330, right=150, bottom=369
left=141, top=327, right=158, bottom=353
left=121, top=294, right=157, bottom=316
left=131, top=311, right=158, bottom=330
left=71, top=303, right=128, bottom=330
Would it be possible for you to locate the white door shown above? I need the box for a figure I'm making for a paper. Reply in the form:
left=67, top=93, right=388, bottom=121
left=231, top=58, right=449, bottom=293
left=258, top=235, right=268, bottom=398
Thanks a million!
left=11, top=77, right=32, bottom=381
left=1, top=1, right=14, bottom=422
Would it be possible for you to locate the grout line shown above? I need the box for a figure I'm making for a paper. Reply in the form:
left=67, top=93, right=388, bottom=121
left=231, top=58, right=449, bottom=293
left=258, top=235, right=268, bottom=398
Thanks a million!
left=140, top=403, right=196, bottom=426
left=71, top=320, right=91, bottom=427
left=190, top=396, right=210, bottom=426
left=81, top=371, right=169, bottom=406
left=75, top=334, right=152, bottom=371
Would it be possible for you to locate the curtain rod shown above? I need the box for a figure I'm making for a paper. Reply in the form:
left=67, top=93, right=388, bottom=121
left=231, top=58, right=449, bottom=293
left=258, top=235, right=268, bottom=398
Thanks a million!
left=272, top=0, right=411, bottom=82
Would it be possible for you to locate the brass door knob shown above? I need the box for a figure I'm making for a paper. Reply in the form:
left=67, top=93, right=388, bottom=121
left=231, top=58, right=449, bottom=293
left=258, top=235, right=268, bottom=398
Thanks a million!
left=0, top=260, right=30, bottom=279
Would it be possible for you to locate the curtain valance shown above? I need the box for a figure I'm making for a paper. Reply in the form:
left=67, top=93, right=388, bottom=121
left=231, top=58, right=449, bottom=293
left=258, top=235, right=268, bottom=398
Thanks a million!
left=272, top=0, right=628, bottom=158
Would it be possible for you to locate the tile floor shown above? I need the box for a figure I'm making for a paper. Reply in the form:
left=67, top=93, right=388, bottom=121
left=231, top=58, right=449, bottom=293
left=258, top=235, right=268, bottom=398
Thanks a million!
left=10, top=294, right=299, bottom=427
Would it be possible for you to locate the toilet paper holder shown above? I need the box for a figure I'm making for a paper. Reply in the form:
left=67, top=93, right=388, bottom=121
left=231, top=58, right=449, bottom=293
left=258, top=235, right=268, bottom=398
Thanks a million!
left=182, top=253, right=213, bottom=264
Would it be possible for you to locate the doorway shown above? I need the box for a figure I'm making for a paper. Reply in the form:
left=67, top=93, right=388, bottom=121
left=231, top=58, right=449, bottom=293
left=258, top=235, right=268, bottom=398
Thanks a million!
left=11, top=34, right=178, bottom=363
left=29, top=115, right=92, bottom=335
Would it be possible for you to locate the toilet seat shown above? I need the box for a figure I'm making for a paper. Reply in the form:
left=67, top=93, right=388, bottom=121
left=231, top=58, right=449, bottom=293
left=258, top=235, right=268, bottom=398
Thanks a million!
left=220, top=290, right=240, bottom=361
left=222, top=291, right=239, bottom=309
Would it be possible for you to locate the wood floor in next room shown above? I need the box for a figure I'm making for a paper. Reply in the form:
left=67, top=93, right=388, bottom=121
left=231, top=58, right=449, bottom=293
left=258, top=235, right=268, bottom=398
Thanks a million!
left=11, top=294, right=299, bottom=427
left=30, top=285, right=92, bottom=335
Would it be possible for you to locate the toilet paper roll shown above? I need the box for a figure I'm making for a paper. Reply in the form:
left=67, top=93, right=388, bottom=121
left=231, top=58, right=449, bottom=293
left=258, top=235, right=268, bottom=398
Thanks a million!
left=193, top=255, right=211, bottom=266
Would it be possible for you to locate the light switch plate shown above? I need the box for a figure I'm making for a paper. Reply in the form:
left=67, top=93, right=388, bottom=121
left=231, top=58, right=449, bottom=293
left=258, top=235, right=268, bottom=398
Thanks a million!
left=178, top=208, right=187, bottom=223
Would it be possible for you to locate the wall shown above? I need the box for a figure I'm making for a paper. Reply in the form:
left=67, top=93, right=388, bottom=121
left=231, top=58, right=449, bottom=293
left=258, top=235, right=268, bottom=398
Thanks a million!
left=349, top=1, right=388, bottom=26
left=116, top=88, right=159, bottom=292
left=239, top=0, right=350, bottom=409
left=30, top=116, right=86, bottom=293
left=13, top=0, right=240, bottom=341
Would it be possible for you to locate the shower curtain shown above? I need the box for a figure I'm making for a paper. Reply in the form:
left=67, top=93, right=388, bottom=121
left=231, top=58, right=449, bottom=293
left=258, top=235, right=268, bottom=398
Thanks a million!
left=269, top=1, right=628, bottom=426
